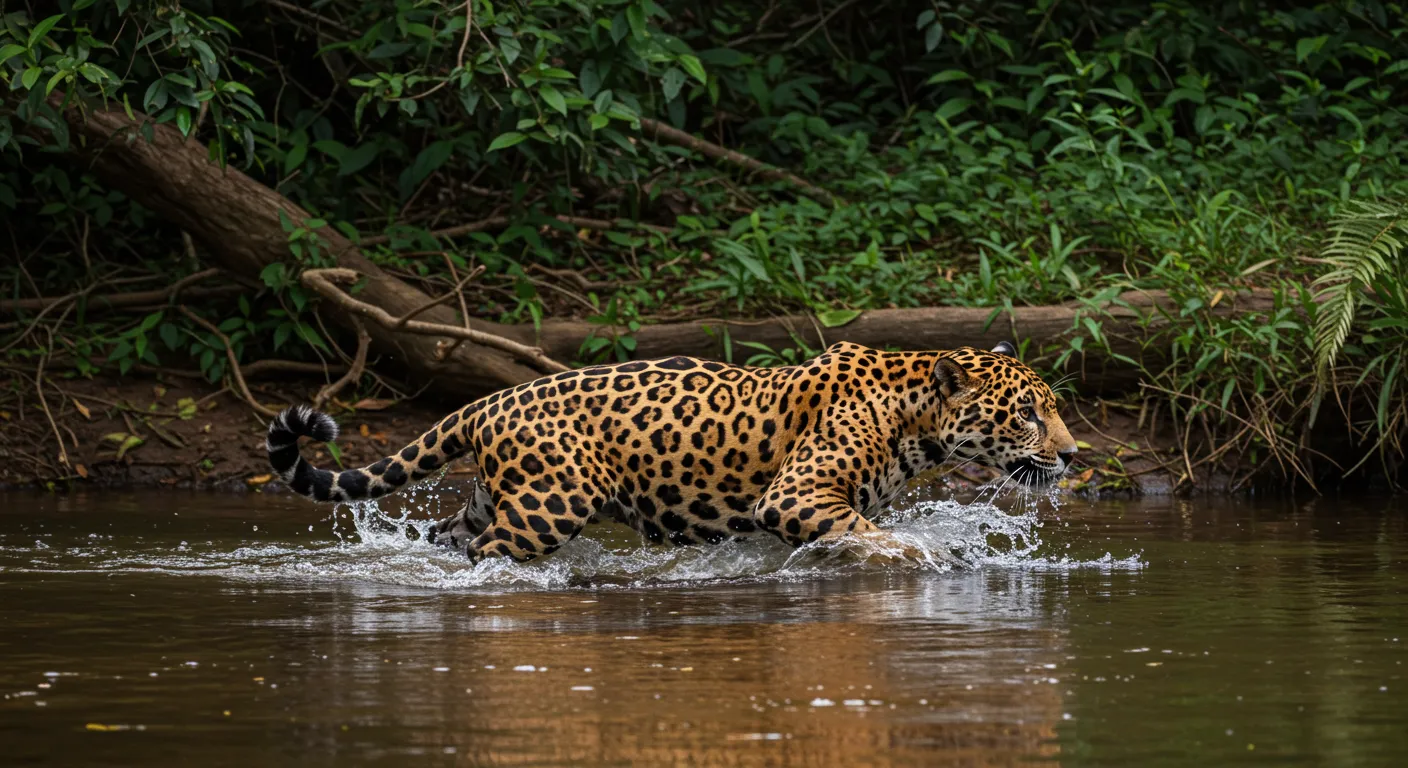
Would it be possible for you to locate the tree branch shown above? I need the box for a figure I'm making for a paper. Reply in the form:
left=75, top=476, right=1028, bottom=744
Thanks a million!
left=394, top=264, right=485, bottom=326
left=177, top=306, right=282, bottom=418
left=0, top=269, right=230, bottom=313
left=313, top=319, right=371, bottom=411
left=638, top=117, right=840, bottom=206
left=301, top=268, right=569, bottom=374
left=361, top=214, right=673, bottom=246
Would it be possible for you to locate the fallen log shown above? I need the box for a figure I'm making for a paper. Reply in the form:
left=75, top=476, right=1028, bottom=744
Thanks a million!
left=51, top=96, right=559, bottom=394
left=529, top=288, right=1283, bottom=393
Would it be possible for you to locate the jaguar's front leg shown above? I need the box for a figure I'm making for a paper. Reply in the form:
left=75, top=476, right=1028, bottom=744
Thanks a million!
left=752, top=468, right=924, bottom=564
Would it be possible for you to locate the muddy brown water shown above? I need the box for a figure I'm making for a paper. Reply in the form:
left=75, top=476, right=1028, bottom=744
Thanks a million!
left=1, top=487, right=1405, bottom=767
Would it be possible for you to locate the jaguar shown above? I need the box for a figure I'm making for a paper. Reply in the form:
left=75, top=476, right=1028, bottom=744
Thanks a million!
left=265, top=340, right=1077, bottom=562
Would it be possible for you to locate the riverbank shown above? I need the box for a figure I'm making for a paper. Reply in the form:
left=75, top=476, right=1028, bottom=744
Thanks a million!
left=1, top=369, right=1219, bottom=498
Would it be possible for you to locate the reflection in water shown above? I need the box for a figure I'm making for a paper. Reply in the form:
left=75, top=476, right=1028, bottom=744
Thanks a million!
left=0, top=490, right=1405, bottom=766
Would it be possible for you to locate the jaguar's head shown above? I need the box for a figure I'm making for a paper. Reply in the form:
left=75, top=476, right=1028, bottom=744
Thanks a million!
left=930, top=341, right=1078, bottom=486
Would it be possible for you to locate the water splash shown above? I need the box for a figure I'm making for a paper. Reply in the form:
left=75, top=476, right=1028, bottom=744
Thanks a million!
left=233, top=482, right=1142, bottom=591
left=3, top=480, right=1141, bottom=591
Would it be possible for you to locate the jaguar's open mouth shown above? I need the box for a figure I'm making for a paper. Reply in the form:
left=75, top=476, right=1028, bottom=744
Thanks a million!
left=1005, top=457, right=1065, bottom=487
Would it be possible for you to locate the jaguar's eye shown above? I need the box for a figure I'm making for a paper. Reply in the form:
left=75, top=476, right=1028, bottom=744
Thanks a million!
left=1019, top=406, right=1036, bottom=421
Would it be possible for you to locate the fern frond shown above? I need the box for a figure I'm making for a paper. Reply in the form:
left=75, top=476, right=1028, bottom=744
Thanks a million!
left=1312, top=200, right=1408, bottom=376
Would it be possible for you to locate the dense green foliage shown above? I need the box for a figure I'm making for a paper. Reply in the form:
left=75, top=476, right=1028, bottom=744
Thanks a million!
left=3, top=1, right=1408, bottom=482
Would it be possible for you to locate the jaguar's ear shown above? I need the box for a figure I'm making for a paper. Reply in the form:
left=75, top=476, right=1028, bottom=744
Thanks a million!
left=934, top=357, right=971, bottom=400
left=991, top=340, right=1017, bottom=358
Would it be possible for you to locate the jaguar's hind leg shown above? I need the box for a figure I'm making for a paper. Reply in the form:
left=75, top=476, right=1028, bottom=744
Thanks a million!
left=427, top=475, right=495, bottom=553
left=462, top=492, right=592, bottom=562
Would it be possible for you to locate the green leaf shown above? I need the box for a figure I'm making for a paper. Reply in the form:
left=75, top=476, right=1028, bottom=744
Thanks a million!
left=734, top=253, right=769, bottom=282
left=487, top=131, right=528, bottom=152
left=368, top=42, right=413, bottom=59
left=28, top=14, right=64, bottom=49
left=1295, top=36, right=1328, bottom=63
left=338, top=143, right=379, bottom=176
left=662, top=68, right=685, bottom=101
left=1113, top=73, right=1139, bottom=102
left=190, top=39, right=219, bottom=80
left=539, top=84, right=567, bottom=115
left=626, top=4, right=647, bottom=39
left=678, top=54, right=706, bottom=84
left=924, top=22, right=943, bottom=52
left=934, top=97, right=972, bottom=121
left=817, top=309, right=862, bottom=328
left=927, top=69, right=969, bottom=84
left=143, top=79, right=168, bottom=111
left=44, top=71, right=68, bottom=96
left=159, top=322, right=181, bottom=351
left=0, top=44, right=25, bottom=68
left=176, top=107, right=192, bottom=136
left=21, top=67, right=42, bottom=90
left=1326, top=106, right=1363, bottom=135
left=580, top=60, right=601, bottom=98
left=284, top=142, right=307, bottom=173
left=399, top=140, right=454, bottom=199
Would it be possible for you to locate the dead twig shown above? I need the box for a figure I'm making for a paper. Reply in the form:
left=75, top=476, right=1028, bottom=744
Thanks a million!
left=394, top=265, right=485, bottom=327
left=638, top=117, right=840, bottom=206
left=34, top=353, right=69, bottom=470
left=0, top=268, right=227, bottom=313
left=393, top=0, right=475, bottom=102
left=530, top=265, right=640, bottom=293
left=783, top=0, right=862, bottom=51
left=262, top=0, right=357, bottom=36
left=178, top=306, right=282, bottom=418
left=301, top=268, right=569, bottom=374
left=313, top=319, right=371, bottom=411
left=361, top=214, right=674, bottom=247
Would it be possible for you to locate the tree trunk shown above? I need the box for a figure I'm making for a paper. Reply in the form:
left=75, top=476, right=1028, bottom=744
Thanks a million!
left=56, top=98, right=547, bottom=394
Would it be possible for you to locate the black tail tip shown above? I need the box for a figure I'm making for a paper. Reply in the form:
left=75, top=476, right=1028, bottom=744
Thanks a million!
left=271, top=404, right=339, bottom=443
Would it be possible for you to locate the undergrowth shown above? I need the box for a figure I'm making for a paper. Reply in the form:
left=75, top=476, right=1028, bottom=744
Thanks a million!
left=3, top=1, right=1408, bottom=488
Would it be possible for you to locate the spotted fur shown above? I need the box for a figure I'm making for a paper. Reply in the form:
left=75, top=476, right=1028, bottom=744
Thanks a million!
left=266, top=341, right=1077, bottom=562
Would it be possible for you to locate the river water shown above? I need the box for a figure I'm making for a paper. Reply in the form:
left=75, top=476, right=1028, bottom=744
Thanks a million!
left=0, top=485, right=1405, bottom=766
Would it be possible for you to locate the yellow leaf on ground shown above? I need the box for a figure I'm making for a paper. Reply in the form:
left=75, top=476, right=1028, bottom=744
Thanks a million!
left=1075, top=440, right=1094, bottom=450
left=72, top=398, right=92, bottom=420
left=75, top=464, right=89, bottom=478
left=359, top=424, right=370, bottom=437
left=246, top=474, right=275, bottom=486
left=352, top=398, right=396, bottom=411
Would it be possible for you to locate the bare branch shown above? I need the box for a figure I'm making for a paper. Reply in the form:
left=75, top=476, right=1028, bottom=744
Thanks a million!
left=301, top=268, right=569, bottom=374
left=313, top=319, right=371, bottom=411
left=361, top=215, right=673, bottom=247
left=638, top=117, right=840, bottom=206
left=394, top=265, right=485, bottom=327
left=0, top=269, right=229, bottom=313
left=178, top=306, right=282, bottom=418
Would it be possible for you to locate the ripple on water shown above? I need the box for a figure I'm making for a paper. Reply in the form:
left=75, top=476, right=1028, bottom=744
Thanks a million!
left=7, top=483, right=1141, bottom=591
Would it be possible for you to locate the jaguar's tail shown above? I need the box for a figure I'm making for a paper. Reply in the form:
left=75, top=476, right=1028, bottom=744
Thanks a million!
left=265, top=404, right=473, bottom=503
